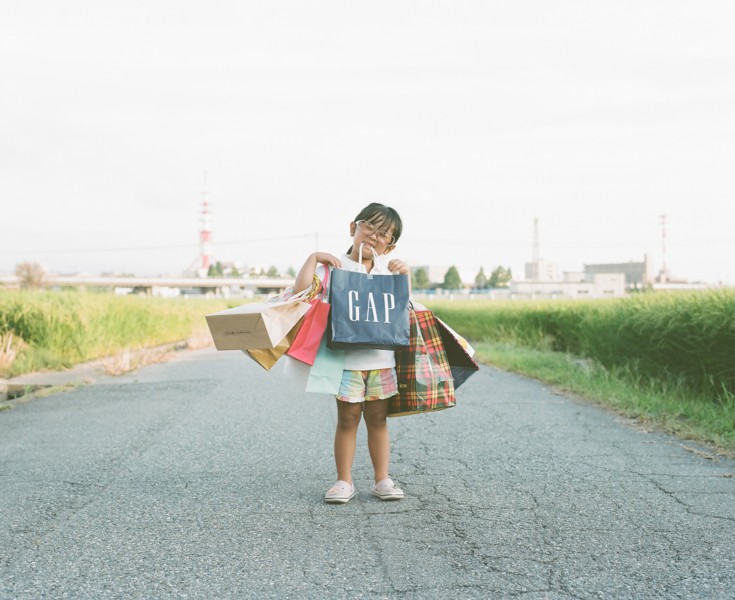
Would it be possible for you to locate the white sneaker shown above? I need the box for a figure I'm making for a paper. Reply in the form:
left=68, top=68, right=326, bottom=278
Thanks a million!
left=324, top=480, right=356, bottom=504
left=372, top=478, right=404, bottom=501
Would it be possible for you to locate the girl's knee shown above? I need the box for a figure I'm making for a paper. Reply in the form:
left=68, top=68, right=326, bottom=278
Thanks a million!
left=336, top=404, right=362, bottom=429
left=363, top=403, right=388, bottom=428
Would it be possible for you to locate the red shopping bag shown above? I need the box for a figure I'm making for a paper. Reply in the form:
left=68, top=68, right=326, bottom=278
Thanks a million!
left=286, top=267, right=331, bottom=365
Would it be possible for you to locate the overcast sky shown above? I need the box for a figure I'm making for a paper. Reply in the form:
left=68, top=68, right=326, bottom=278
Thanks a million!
left=2, top=1, right=734, bottom=284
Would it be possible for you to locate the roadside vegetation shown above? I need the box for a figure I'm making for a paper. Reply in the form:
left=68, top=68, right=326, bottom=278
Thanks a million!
left=0, top=290, right=233, bottom=378
left=2, top=288, right=733, bottom=453
left=428, top=290, right=735, bottom=454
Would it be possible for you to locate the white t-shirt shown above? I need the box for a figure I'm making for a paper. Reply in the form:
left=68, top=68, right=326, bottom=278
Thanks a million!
left=322, top=253, right=397, bottom=371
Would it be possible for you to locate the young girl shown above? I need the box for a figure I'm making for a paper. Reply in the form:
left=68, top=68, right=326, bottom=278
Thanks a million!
left=293, top=203, right=410, bottom=504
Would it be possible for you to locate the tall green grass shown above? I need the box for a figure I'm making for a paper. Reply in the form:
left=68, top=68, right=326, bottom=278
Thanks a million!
left=0, top=290, right=232, bottom=377
left=428, top=290, right=735, bottom=401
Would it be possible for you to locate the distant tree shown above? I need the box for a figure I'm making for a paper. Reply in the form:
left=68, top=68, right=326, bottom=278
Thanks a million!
left=474, top=267, right=488, bottom=289
left=15, top=262, right=46, bottom=289
left=266, top=266, right=280, bottom=278
left=229, top=265, right=242, bottom=277
left=442, top=266, right=463, bottom=290
left=488, top=266, right=512, bottom=288
left=412, top=267, right=430, bottom=289
left=207, top=262, right=224, bottom=277
left=286, top=266, right=296, bottom=278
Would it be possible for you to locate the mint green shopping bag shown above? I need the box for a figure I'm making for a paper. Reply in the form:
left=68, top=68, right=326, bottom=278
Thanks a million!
left=305, top=335, right=346, bottom=395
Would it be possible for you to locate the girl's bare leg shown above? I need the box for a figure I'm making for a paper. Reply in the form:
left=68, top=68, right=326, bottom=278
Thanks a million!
left=334, top=401, right=362, bottom=483
left=363, top=398, right=391, bottom=483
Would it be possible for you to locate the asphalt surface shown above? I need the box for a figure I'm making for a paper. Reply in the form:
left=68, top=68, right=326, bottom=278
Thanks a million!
left=1, top=348, right=734, bottom=599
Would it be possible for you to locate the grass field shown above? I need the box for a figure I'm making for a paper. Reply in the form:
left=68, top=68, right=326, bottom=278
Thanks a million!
left=428, top=290, right=735, bottom=400
left=0, top=290, right=233, bottom=378
left=428, top=290, right=735, bottom=454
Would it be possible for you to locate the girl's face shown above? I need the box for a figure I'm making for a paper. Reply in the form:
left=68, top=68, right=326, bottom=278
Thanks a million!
left=349, top=218, right=396, bottom=259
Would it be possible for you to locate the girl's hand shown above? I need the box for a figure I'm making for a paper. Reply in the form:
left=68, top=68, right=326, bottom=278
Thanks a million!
left=387, top=259, right=410, bottom=275
left=313, top=252, right=342, bottom=269
left=294, top=252, right=342, bottom=294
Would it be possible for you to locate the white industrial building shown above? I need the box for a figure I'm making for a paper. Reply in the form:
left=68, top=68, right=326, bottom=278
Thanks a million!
left=511, top=272, right=626, bottom=299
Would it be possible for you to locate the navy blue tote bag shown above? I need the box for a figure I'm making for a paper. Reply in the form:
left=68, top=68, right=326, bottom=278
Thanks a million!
left=328, top=257, right=410, bottom=351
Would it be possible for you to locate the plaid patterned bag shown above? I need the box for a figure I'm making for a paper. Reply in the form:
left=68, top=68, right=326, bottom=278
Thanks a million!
left=389, top=309, right=456, bottom=417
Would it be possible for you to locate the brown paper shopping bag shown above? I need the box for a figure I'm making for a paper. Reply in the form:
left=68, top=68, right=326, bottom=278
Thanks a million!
left=206, top=299, right=311, bottom=351
left=246, top=315, right=305, bottom=371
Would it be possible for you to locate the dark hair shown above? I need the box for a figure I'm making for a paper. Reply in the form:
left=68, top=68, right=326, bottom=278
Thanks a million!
left=353, top=202, right=403, bottom=244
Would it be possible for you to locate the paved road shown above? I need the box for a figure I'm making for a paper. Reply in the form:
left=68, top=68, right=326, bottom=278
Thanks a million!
left=1, top=348, right=734, bottom=599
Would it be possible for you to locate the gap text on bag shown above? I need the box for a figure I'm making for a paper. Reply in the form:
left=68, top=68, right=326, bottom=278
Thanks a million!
left=347, top=291, right=396, bottom=323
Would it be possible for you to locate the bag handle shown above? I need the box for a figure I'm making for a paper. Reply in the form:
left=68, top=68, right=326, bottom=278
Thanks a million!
left=307, top=264, right=330, bottom=303
left=358, top=243, right=391, bottom=279
left=269, top=282, right=314, bottom=304
left=358, top=243, right=367, bottom=276
left=316, top=265, right=330, bottom=301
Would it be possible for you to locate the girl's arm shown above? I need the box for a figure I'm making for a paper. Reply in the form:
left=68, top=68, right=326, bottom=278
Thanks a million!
left=293, top=252, right=342, bottom=294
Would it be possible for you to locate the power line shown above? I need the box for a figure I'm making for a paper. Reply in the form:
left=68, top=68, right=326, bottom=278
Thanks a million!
left=1, top=234, right=729, bottom=257
left=408, top=237, right=732, bottom=248
left=0, top=234, right=315, bottom=256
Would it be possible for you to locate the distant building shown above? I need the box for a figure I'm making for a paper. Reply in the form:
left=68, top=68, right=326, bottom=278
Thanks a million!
left=651, top=281, right=710, bottom=291
left=511, top=272, right=626, bottom=298
left=584, top=255, right=652, bottom=290
left=525, top=260, right=558, bottom=281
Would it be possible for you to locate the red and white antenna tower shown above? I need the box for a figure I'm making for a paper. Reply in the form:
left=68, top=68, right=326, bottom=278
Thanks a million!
left=199, top=173, right=212, bottom=272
